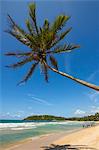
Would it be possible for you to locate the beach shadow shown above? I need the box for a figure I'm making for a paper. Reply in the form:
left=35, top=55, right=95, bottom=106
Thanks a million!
left=42, top=144, right=97, bottom=150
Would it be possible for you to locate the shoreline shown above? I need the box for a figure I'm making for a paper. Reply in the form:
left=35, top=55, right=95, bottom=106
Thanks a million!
left=1, top=122, right=99, bottom=150
left=54, top=124, right=99, bottom=150
left=0, top=128, right=82, bottom=150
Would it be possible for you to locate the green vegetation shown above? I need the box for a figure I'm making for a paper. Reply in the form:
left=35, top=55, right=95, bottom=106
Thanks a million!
left=5, top=3, right=99, bottom=91
left=24, top=115, right=66, bottom=121
left=69, top=112, right=99, bottom=121
left=24, top=113, right=99, bottom=121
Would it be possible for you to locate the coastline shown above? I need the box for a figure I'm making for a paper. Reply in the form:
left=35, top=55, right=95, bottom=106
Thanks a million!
left=0, top=128, right=82, bottom=150
left=1, top=122, right=99, bottom=150
left=54, top=124, right=99, bottom=149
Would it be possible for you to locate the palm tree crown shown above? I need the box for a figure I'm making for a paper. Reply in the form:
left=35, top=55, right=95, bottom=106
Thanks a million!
left=5, top=3, right=79, bottom=84
left=5, top=3, right=99, bottom=91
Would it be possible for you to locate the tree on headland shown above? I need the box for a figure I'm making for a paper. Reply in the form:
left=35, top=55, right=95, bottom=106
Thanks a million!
left=5, top=3, right=99, bottom=91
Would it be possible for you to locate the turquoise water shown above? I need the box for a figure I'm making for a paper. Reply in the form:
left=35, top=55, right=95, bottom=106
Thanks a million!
left=0, top=120, right=83, bottom=148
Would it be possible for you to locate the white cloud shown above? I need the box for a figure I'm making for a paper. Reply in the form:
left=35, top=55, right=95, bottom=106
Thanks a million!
left=74, top=109, right=86, bottom=115
left=87, top=70, right=99, bottom=82
left=74, top=105, right=99, bottom=117
left=14, top=111, right=24, bottom=117
left=87, top=91, right=99, bottom=102
left=28, top=94, right=53, bottom=106
left=0, top=113, right=21, bottom=119
left=90, top=106, right=99, bottom=114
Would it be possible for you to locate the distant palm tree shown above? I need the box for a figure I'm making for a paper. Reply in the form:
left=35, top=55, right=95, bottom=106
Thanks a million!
left=5, top=3, right=99, bottom=91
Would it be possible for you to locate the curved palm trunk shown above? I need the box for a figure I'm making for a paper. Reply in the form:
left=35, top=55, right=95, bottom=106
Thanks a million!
left=46, top=64, right=99, bottom=91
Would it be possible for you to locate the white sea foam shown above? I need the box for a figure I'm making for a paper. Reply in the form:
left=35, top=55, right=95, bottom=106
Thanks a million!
left=0, top=121, right=80, bottom=131
left=0, top=123, right=36, bottom=130
left=11, top=126, right=36, bottom=130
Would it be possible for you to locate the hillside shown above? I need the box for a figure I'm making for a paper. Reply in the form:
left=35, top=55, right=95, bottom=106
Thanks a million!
left=24, top=113, right=99, bottom=121
left=24, top=115, right=66, bottom=121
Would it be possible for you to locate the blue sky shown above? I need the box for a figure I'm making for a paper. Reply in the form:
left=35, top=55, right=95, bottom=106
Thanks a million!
left=0, top=0, right=99, bottom=119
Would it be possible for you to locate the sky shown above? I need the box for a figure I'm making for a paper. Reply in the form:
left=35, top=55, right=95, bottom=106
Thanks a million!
left=0, top=0, right=99, bottom=119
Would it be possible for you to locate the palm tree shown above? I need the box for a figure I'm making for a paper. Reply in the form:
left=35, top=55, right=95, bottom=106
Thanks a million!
left=5, top=3, right=99, bottom=91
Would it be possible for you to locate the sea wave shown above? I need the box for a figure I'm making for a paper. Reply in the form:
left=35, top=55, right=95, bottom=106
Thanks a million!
left=0, top=121, right=80, bottom=130
left=11, top=126, right=36, bottom=130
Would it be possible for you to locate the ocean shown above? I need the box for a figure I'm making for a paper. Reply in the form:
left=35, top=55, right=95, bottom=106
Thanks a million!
left=0, top=120, right=83, bottom=148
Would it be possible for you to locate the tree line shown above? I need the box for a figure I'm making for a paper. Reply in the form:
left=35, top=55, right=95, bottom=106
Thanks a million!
left=24, top=113, right=99, bottom=121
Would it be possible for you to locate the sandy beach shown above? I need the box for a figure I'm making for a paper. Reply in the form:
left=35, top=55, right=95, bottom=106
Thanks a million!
left=2, top=124, right=99, bottom=150
left=54, top=124, right=99, bottom=150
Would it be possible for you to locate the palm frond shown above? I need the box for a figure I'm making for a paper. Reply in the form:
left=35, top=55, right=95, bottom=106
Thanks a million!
left=25, top=34, right=39, bottom=49
left=49, top=55, right=58, bottom=70
left=7, top=15, right=38, bottom=50
left=43, top=19, right=49, bottom=31
left=7, top=14, right=26, bottom=35
left=38, top=20, right=50, bottom=50
left=5, top=52, right=31, bottom=57
left=7, top=14, right=16, bottom=27
left=18, top=62, right=38, bottom=85
left=29, top=3, right=39, bottom=35
left=26, top=19, right=34, bottom=35
left=6, top=56, right=33, bottom=68
left=47, top=44, right=80, bottom=54
left=51, top=15, right=70, bottom=33
left=45, top=32, right=56, bottom=50
left=6, top=15, right=31, bottom=47
left=50, top=27, right=72, bottom=48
